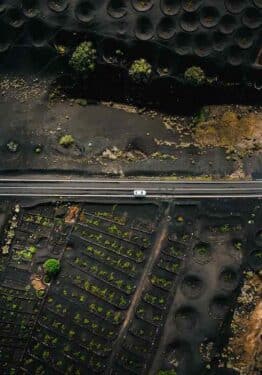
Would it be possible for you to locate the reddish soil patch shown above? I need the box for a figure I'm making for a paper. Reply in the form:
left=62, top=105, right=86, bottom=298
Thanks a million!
left=224, top=272, right=262, bottom=374
left=30, top=274, right=46, bottom=291
left=65, top=206, right=80, bottom=224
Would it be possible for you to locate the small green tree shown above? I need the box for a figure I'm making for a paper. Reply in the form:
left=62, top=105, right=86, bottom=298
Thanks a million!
left=69, top=41, right=96, bottom=74
left=43, top=259, right=60, bottom=277
left=129, top=58, right=152, bottom=84
left=184, top=66, right=206, bottom=85
left=157, top=370, right=177, bottom=375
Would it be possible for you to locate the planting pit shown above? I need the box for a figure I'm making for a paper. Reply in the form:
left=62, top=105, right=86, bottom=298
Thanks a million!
left=0, top=0, right=261, bottom=81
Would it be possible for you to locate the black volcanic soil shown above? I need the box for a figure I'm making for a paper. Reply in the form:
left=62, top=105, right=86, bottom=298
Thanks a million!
left=0, top=198, right=261, bottom=375
left=0, top=75, right=261, bottom=179
left=0, top=0, right=261, bottom=82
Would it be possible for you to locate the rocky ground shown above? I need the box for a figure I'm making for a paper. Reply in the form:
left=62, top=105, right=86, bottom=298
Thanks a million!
left=0, top=75, right=261, bottom=179
left=222, top=271, right=262, bottom=375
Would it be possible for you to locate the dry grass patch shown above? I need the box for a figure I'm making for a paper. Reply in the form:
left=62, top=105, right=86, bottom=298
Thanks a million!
left=194, top=109, right=262, bottom=153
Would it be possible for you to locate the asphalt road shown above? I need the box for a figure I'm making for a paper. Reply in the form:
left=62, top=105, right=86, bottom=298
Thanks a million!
left=0, top=178, right=261, bottom=199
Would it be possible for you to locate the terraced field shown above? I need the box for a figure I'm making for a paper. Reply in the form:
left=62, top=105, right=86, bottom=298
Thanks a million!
left=0, top=199, right=261, bottom=374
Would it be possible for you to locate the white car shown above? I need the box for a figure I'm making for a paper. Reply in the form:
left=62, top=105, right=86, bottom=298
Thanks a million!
left=133, top=189, right=147, bottom=198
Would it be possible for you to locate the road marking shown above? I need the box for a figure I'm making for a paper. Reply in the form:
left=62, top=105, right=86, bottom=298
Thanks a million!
left=0, top=194, right=261, bottom=198
left=0, top=186, right=262, bottom=191
left=0, top=179, right=261, bottom=198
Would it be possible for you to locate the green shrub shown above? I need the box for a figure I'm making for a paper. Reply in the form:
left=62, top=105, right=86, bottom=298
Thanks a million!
left=129, top=58, right=152, bottom=84
left=59, top=134, right=74, bottom=147
left=69, top=41, right=96, bottom=74
left=7, top=141, right=19, bottom=153
left=157, top=370, right=177, bottom=375
left=184, top=66, right=206, bottom=85
left=34, top=145, right=42, bottom=154
left=54, top=44, right=68, bottom=56
left=36, top=289, right=45, bottom=298
left=43, top=258, right=60, bottom=277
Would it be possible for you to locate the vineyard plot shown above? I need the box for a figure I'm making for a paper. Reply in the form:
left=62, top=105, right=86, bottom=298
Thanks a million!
left=0, top=200, right=261, bottom=375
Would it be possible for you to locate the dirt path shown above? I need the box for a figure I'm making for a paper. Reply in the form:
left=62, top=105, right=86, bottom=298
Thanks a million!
left=106, top=205, right=171, bottom=374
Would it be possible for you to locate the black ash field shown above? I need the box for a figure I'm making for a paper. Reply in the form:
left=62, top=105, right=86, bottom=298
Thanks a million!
left=0, top=1, right=261, bottom=375
left=0, top=199, right=261, bottom=375
left=0, top=0, right=261, bottom=80
left=0, top=1, right=261, bottom=179
left=0, top=76, right=261, bottom=179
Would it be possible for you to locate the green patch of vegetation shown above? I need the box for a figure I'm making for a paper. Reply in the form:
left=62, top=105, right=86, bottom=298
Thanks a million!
left=43, top=258, right=61, bottom=277
left=43, top=274, right=51, bottom=284
left=75, top=225, right=145, bottom=262
left=69, top=41, right=96, bottom=74
left=12, top=245, right=37, bottom=262
left=150, top=275, right=172, bottom=290
left=129, top=58, right=152, bottom=84
left=223, top=271, right=235, bottom=282
left=75, top=98, right=88, bottom=106
left=54, top=44, right=68, bottom=56
left=151, top=152, right=177, bottom=161
left=94, top=209, right=126, bottom=225
left=74, top=256, right=135, bottom=294
left=59, top=134, right=74, bottom=147
left=193, top=107, right=209, bottom=124
left=157, top=370, right=177, bottom=375
left=24, top=213, right=53, bottom=227
left=176, top=216, right=184, bottom=223
left=167, top=245, right=183, bottom=257
left=7, top=141, right=19, bottom=153
left=85, top=244, right=137, bottom=276
left=233, top=241, right=243, bottom=251
left=34, top=145, right=42, bottom=154
left=159, top=258, right=180, bottom=273
left=184, top=66, right=206, bottom=85
left=36, top=289, right=45, bottom=298
left=194, top=243, right=210, bottom=256
left=72, top=273, right=129, bottom=309
left=219, top=224, right=231, bottom=233
left=144, top=292, right=166, bottom=307
left=115, top=49, right=124, bottom=58
left=80, top=212, right=151, bottom=246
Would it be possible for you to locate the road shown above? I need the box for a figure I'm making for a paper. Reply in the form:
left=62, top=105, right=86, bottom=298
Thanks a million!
left=0, top=178, right=261, bottom=199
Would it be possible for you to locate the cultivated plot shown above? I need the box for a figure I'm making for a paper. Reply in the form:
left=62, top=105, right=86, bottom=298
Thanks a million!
left=0, top=199, right=261, bottom=375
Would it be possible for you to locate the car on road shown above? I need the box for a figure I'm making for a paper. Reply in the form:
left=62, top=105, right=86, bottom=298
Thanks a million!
left=133, top=189, right=147, bottom=198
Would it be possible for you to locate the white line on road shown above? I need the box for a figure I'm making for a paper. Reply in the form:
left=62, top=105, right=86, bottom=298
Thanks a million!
left=0, top=194, right=261, bottom=199
left=0, top=186, right=261, bottom=191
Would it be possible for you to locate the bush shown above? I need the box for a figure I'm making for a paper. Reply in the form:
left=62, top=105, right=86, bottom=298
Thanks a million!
left=43, top=258, right=60, bottom=277
left=157, top=370, right=176, bottom=375
left=36, top=289, right=45, bottom=298
left=54, top=44, right=68, bottom=56
left=129, top=58, right=152, bottom=84
left=69, top=41, right=96, bottom=74
left=59, top=134, right=74, bottom=147
left=7, top=141, right=19, bottom=153
left=184, top=66, right=206, bottom=85
left=34, top=145, right=42, bottom=154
